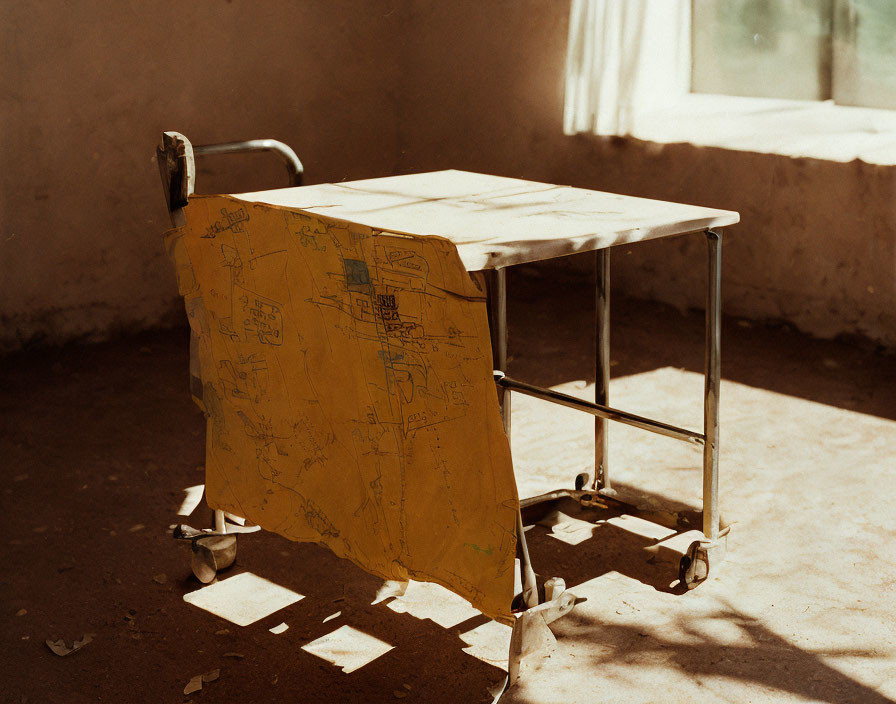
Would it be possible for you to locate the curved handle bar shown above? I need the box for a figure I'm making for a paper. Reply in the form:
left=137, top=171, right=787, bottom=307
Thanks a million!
left=194, top=139, right=304, bottom=187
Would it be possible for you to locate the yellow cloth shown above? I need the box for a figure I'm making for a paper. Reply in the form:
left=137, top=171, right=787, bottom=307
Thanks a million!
left=166, top=195, right=518, bottom=622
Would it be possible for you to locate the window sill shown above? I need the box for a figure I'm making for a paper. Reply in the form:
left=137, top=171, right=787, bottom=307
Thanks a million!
left=629, top=93, right=896, bottom=166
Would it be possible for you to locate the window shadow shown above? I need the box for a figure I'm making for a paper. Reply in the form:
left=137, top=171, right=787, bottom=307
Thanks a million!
left=175, top=534, right=509, bottom=704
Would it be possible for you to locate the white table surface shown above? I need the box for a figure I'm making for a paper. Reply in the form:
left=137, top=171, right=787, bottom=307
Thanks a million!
left=235, top=170, right=739, bottom=271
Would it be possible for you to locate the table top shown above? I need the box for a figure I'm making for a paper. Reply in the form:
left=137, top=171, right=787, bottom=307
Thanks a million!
left=235, top=170, right=739, bottom=270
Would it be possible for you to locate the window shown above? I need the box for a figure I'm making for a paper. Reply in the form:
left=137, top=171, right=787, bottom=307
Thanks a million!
left=692, top=0, right=896, bottom=109
left=563, top=0, right=896, bottom=161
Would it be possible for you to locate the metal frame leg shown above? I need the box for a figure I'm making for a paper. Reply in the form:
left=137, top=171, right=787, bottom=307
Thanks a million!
left=495, top=268, right=512, bottom=438
left=489, top=267, right=538, bottom=608
left=703, top=231, right=722, bottom=541
left=594, top=249, right=611, bottom=491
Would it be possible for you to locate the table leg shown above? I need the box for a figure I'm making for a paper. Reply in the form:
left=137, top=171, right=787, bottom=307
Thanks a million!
left=495, top=267, right=511, bottom=438
left=703, top=230, right=722, bottom=541
left=489, top=267, right=537, bottom=607
left=595, top=249, right=611, bottom=491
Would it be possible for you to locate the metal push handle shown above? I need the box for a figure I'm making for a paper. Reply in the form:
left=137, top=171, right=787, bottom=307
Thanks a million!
left=194, top=139, right=304, bottom=187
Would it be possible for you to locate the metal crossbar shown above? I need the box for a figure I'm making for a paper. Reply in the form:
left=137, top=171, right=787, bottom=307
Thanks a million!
left=494, top=373, right=705, bottom=445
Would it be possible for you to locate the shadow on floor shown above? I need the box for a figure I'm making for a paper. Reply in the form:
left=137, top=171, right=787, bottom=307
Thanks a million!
left=507, top=270, right=896, bottom=422
left=507, top=600, right=896, bottom=704
left=0, top=330, right=506, bottom=703
left=521, top=495, right=699, bottom=595
left=173, top=532, right=508, bottom=704
left=3, top=279, right=893, bottom=702
left=513, top=496, right=895, bottom=704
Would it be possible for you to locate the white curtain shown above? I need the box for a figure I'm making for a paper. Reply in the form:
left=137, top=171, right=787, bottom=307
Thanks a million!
left=563, top=0, right=691, bottom=136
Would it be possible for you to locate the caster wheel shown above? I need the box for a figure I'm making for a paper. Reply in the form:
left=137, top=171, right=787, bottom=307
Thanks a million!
left=678, top=540, right=709, bottom=590
left=191, top=534, right=237, bottom=583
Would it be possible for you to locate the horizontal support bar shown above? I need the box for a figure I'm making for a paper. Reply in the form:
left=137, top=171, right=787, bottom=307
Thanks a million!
left=496, top=374, right=705, bottom=445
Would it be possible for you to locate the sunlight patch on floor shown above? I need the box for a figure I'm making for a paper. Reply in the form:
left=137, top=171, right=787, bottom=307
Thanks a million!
left=301, top=625, right=394, bottom=673
left=385, top=580, right=481, bottom=629
left=459, top=620, right=513, bottom=671
left=602, top=514, right=677, bottom=542
left=177, top=484, right=204, bottom=516
left=536, top=510, right=597, bottom=545
left=183, top=572, right=304, bottom=626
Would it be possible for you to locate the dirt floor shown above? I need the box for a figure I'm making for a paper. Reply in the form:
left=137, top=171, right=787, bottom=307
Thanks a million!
left=2, top=274, right=894, bottom=703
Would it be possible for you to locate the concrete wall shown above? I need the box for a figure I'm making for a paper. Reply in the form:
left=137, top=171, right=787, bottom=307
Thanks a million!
left=3, top=0, right=893, bottom=352
left=1, top=0, right=403, bottom=351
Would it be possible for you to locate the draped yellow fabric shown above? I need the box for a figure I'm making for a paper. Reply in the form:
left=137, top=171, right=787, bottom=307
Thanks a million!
left=166, top=195, right=518, bottom=623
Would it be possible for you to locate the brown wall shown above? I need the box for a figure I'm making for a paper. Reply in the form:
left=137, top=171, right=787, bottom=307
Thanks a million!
left=3, top=0, right=894, bottom=352
left=1, top=0, right=403, bottom=351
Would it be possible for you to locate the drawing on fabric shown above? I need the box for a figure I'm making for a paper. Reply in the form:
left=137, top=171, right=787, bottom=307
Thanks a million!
left=203, top=206, right=250, bottom=238
left=167, top=195, right=519, bottom=624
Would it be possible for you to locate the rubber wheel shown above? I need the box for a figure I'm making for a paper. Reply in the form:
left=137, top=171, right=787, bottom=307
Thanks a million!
left=679, top=540, right=709, bottom=589
left=191, top=535, right=237, bottom=583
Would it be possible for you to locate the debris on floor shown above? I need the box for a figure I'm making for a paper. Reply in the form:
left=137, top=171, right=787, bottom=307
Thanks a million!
left=183, top=669, right=220, bottom=696
left=183, top=675, right=202, bottom=696
left=45, top=634, right=94, bottom=657
left=371, top=579, right=408, bottom=605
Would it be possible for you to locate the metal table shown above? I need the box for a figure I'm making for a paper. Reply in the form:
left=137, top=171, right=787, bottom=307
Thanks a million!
left=160, top=131, right=739, bottom=594
left=235, top=170, right=739, bottom=590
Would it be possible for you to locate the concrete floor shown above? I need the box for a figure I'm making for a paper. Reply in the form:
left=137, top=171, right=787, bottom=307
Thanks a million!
left=2, top=275, right=894, bottom=703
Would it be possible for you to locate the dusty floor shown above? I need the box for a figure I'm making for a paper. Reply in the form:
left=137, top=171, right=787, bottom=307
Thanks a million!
left=2, top=275, right=894, bottom=703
